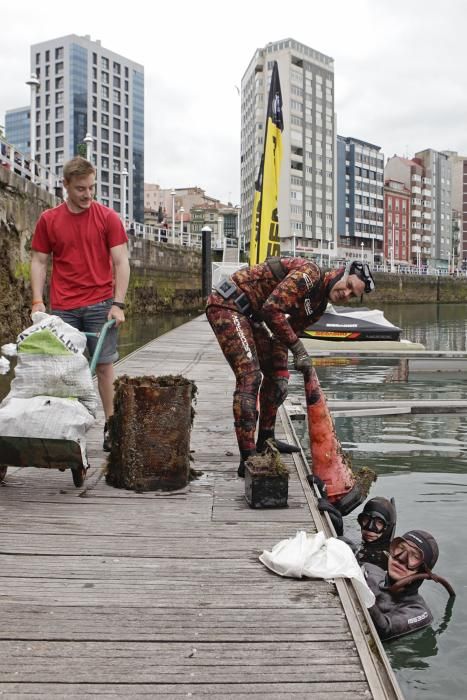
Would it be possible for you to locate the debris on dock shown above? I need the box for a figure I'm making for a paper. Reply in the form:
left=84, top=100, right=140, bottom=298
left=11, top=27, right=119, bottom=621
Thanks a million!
left=106, top=374, right=197, bottom=492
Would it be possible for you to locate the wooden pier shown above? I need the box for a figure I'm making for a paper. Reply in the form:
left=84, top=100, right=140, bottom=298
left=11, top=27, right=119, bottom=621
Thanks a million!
left=0, top=315, right=402, bottom=699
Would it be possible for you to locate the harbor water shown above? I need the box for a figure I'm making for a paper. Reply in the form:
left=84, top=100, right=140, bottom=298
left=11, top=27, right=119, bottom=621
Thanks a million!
left=289, top=303, right=467, bottom=700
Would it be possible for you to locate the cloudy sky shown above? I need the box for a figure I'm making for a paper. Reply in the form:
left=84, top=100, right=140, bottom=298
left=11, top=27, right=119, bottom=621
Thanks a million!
left=1, top=0, right=466, bottom=204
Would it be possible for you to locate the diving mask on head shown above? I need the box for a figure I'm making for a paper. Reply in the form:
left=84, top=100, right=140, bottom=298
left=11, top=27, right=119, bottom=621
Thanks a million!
left=342, top=260, right=375, bottom=294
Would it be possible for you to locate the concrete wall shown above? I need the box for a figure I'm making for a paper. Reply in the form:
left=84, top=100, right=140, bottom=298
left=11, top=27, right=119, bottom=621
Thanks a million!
left=370, top=272, right=467, bottom=305
left=0, top=167, right=57, bottom=339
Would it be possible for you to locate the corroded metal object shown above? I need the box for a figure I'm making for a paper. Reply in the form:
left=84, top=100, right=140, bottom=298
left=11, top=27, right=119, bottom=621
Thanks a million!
left=106, top=375, right=197, bottom=492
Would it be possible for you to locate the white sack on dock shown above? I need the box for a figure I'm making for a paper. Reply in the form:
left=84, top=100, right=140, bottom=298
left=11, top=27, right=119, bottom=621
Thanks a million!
left=260, top=530, right=376, bottom=608
left=1, top=343, right=17, bottom=357
left=0, top=356, right=10, bottom=374
left=0, top=395, right=95, bottom=464
left=10, top=312, right=97, bottom=416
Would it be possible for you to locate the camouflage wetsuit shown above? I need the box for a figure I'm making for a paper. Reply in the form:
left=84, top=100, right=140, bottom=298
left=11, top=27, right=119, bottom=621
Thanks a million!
left=206, top=257, right=341, bottom=457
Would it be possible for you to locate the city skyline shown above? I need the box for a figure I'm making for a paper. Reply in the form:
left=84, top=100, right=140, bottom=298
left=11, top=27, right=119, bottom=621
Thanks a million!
left=1, top=0, right=467, bottom=204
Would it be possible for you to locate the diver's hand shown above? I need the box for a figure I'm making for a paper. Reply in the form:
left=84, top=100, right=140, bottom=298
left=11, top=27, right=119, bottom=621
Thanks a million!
left=290, top=339, right=312, bottom=373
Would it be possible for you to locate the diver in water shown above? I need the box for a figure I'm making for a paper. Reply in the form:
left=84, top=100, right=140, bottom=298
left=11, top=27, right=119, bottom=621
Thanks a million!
left=354, top=496, right=397, bottom=570
left=364, top=529, right=455, bottom=640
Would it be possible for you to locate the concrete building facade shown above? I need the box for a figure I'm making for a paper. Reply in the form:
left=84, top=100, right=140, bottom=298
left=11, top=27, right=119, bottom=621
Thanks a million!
left=442, top=151, right=467, bottom=267
left=414, top=149, right=451, bottom=268
left=241, top=38, right=335, bottom=259
left=30, top=34, right=144, bottom=221
left=336, top=135, right=384, bottom=265
left=385, top=156, right=433, bottom=267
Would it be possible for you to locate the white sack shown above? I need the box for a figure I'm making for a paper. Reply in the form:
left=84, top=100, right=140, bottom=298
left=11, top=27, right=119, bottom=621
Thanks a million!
left=10, top=312, right=97, bottom=416
left=0, top=357, right=10, bottom=375
left=0, top=395, right=95, bottom=464
left=259, top=530, right=376, bottom=608
left=10, top=354, right=97, bottom=416
left=1, top=343, right=17, bottom=357
left=20, top=312, right=87, bottom=354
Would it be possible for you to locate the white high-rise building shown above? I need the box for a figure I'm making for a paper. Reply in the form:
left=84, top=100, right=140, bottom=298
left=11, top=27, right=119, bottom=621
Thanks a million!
left=30, top=34, right=144, bottom=221
left=241, top=38, right=335, bottom=259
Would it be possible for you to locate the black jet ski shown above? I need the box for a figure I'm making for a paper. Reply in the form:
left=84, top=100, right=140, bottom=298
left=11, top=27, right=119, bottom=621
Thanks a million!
left=302, top=305, right=401, bottom=342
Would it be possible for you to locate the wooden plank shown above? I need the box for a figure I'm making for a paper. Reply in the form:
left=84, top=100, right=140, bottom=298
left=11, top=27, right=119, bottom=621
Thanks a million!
left=0, top=682, right=372, bottom=698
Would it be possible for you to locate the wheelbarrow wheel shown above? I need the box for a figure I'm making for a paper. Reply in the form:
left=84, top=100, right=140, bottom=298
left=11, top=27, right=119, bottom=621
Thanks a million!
left=0, top=465, right=7, bottom=481
left=71, top=466, right=87, bottom=488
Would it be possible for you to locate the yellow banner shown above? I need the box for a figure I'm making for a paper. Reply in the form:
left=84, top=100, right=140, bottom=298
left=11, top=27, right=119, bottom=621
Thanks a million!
left=249, top=61, right=284, bottom=265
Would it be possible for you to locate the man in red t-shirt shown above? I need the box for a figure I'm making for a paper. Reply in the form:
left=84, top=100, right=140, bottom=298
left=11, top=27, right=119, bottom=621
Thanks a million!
left=30, top=156, right=130, bottom=452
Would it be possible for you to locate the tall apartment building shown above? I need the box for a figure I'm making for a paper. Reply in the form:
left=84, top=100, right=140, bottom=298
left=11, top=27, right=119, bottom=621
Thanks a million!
left=336, top=136, right=384, bottom=264
left=5, top=106, right=31, bottom=156
left=241, top=39, right=335, bottom=258
left=441, top=151, right=467, bottom=266
left=385, top=156, right=433, bottom=266
left=414, top=149, right=451, bottom=267
left=30, top=34, right=144, bottom=221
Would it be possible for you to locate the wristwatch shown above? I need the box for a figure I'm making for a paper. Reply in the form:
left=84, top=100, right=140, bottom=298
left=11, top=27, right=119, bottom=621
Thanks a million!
left=112, top=301, right=125, bottom=310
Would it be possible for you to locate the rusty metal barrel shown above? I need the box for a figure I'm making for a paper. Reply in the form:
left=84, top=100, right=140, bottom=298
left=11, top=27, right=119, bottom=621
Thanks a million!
left=106, top=375, right=197, bottom=492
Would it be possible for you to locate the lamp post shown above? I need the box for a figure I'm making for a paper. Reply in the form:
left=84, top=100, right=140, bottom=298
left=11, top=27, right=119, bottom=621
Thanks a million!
left=179, top=206, right=185, bottom=244
left=120, top=168, right=128, bottom=226
left=26, top=73, right=40, bottom=179
left=360, top=241, right=364, bottom=262
left=292, top=232, right=296, bottom=257
left=84, top=132, right=93, bottom=163
left=171, top=188, right=176, bottom=243
left=235, top=204, right=241, bottom=262
left=391, top=223, right=395, bottom=273
left=371, top=236, right=375, bottom=267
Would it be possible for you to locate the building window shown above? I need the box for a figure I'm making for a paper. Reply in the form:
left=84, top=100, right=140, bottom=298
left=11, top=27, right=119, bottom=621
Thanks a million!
left=55, top=61, right=63, bottom=74
left=55, top=135, right=64, bottom=148
left=55, top=121, right=64, bottom=134
left=55, top=47, right=64, bottom=60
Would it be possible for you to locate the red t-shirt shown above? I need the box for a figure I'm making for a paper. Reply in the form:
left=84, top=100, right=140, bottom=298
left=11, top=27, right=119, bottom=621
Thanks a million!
left=32, top=201, right=128, bottom=310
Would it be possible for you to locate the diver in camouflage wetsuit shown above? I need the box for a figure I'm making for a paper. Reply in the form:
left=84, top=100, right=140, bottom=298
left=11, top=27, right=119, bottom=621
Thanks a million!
left=206, top=256, right=374, bottom=476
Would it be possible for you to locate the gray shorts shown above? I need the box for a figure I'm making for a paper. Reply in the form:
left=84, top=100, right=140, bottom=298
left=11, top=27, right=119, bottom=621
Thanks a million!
left=51, top=298, right=118, bottom=364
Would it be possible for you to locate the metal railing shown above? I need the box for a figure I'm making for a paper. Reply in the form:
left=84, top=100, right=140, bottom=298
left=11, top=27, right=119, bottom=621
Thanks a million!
left=0, top=136, right=56, bottom=193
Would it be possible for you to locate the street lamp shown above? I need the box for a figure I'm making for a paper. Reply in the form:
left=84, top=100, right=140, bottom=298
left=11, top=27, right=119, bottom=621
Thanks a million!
left=171, top=188, right=176, bottom=243
left=360, top=241, right=364, bottom=261
left=179, top=206, right=185, bottom=243
left=235, top=204, right=241, bottom=262
left=84, top=132, right=93, bottom=162
left=292, top=232, right=296, bottom=257
left=26, top=73, right=40, bottom=177
left=121, top=168, right=128, bottom=226
left=391, top=223, right=395, bottom=273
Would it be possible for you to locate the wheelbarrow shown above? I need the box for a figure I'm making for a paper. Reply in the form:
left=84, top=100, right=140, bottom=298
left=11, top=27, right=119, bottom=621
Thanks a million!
left=0, top=319, right=115, bottom=488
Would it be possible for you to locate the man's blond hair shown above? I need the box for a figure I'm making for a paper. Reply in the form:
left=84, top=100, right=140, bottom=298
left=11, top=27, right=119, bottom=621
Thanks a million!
left=63, top=156, right=96, bottom=182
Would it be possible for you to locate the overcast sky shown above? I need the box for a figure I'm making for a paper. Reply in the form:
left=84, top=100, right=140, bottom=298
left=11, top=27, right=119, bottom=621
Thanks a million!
left=2, top=0, right=466, bottom=204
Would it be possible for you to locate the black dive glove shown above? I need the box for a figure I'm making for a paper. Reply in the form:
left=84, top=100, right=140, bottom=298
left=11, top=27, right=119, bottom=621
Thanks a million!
left=290, top=339, right=312, bottom=373
left=306, top=474, right=344, bottom=536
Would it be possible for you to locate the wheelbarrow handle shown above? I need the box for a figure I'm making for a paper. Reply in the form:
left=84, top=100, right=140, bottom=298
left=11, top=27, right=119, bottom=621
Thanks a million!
left=86, top=319, right=116, bottom=374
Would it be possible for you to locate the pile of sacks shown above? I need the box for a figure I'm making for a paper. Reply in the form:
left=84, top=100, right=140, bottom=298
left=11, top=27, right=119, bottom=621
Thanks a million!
left=0, top=313, right=97, bottom=464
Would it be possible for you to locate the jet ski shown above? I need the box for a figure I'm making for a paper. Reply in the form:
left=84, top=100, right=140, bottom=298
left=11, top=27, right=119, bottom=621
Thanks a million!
left=302, top=305, right=401, bottom=342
